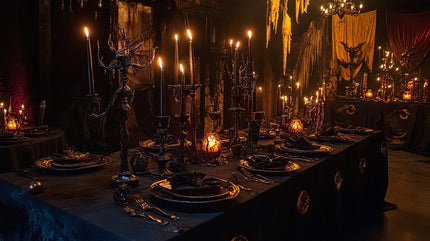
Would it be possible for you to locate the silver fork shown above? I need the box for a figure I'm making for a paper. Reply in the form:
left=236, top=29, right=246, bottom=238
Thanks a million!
left=134, top=195, right=180, bottom=220
left=124, top=206, right=168, bottom=225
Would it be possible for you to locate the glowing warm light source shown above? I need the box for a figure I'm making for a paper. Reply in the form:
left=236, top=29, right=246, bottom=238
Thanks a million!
left=158, top=57, right=163, bottom=70
left=0, top=103, right=3, bottom=108
left=258, top=86, right=263, bottom=91
left=236, top=41, right=240, bottom=49
left=248, top=30, right=252, bottom=39
left=288, top=119, right=303, bottom=135
left=7, top=119, right=18, bottom=130
left=378, top=46, right=382, bottom=50
left=365, top=89, right=373, bottom=98
left=179, top=63, right=184, bottom=74
left=377, top=77, right=381, bottom=81
left=187, top=29, right=192, bottom=41
left=174, top=34, right=178, bottom=41
left=84, top=27, right=89, bottom=38
left=296, top=82, right=300, bottom=88
left=278, top=84, right=281, bottom=88
left=304, top=97, right=309, bottom=104
left=229, top=39, right=233, bottom=47
left=403, top=91, right=412, bottom=100
left=202, top=133, right=221, bottom=159
left=21, top=104, right=24, bottom=109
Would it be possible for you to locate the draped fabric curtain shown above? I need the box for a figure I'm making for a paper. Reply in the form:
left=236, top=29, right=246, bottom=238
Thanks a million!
left=386, top=10, right=430, bottom=72
left=331, top=11, right=376, bottom=81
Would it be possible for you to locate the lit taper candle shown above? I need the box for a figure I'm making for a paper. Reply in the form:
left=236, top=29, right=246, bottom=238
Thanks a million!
left=174, top=34, right=179, bottom=84
left=179, top=64, right=185, bottom=116
left=158, top=57, right=164, bottom=116
left=187, top=29, right=194, bottom=85
left=247, top=30, right=253, bottom=73
left=84, top=27, right=95, bottom=95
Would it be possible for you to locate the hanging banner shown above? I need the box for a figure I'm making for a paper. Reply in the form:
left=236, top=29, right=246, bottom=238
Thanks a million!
left=331, top=10, right=376, bottom=81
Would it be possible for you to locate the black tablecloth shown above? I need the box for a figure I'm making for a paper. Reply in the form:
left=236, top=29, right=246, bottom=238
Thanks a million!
left=0, top=129, right=65, bottom=173
left=0, top=132, right=387, bottom=241
left=325, top=100, right=430, bottom=152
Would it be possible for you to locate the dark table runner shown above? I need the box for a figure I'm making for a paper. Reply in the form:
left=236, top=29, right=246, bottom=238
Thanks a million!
left=326, top=100, right=430, bottom=152
left=0, top=132, right=387, bottom=241
left=0, top=129, right=65, bottom=173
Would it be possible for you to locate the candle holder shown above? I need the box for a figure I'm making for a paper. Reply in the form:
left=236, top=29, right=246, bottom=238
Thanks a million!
left=186, top=84, right=202, bottom=163
left=248, top=111, right=264, bottom=149
left=229, top=106, right=245, bottom=157
left=93, top=30, right=156, bottom=187
left=153, top=115, right=172, bottom=176
left=208, top=111, right=221, bottom=132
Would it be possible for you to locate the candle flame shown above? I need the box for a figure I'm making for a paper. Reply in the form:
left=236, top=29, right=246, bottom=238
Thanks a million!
left=187, top=29, right=192, bottom=41
left=296, top=82, right=300, bottom=88
left=158, top=57, right=163, bottom=70
left=248, top=30, right=252, bottom=39
left=174, top=34, right=178, bottom=41
left=179, top=64, right=184, bottom=74
left=229, top=39, right=233, bottom=47
left=236, top=41, right=240, bottom=49
left=0, top=103, right=3, bottom=108
left=84, top=27, right=89, bottom=38
left=21, top=104, right=24, bottom=109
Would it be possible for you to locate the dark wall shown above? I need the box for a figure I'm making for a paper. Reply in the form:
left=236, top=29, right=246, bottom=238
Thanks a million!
left=0, top=0, right=39, bottom=122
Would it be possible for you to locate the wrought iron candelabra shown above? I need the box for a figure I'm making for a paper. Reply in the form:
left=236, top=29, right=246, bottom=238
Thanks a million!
left=90, top=30, right=155, bottom=186
left=226, top=44, right=260, bottom=155
left=168, top=82, right=201, bottom=168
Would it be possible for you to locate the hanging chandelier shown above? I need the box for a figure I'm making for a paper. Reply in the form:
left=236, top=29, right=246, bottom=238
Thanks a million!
left=320, top=0, right=363, bottom=18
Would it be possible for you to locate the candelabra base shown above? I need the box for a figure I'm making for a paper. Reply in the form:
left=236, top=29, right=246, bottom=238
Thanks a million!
left=111, top=173, right=139, bottom=187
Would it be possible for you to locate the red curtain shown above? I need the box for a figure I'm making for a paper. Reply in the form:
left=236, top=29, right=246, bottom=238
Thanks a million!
left=386, top=10, right=430, bottom=72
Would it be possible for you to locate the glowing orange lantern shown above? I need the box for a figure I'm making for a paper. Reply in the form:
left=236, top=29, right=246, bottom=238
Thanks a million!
left=403, top=91, right=412, bottom=101
left=202, top=133, right=221, bottom=159
left=288, top=119, right=303, bottom=135
left=7, top=119, right=18, bottom=130
left=365, top=89, right=373, bottom=98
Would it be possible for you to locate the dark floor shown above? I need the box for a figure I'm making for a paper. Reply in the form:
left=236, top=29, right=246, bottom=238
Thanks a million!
left=351, top=150, right=430, bottom=241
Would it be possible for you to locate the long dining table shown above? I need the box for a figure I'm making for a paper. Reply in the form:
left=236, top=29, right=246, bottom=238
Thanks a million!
left=0, top=131, right=387, bottom=241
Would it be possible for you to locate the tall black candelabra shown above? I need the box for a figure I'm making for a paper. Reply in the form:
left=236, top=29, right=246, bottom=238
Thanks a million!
left=187, top=84, right=202, bottom=162
left=227, top=41, right=260, bottom=155
left=91, top=30, right=155, bottom=186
